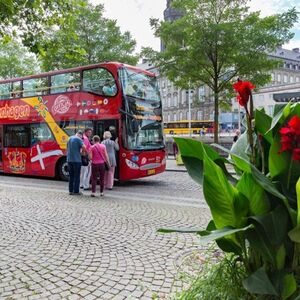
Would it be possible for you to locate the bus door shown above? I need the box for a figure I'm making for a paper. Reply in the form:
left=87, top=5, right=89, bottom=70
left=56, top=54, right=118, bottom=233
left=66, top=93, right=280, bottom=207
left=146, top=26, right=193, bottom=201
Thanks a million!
left=0, top=125, right=3, bottom=171
left=94, top=120, right=119, bottom=178
left=94, top=120, right=119, bottom=141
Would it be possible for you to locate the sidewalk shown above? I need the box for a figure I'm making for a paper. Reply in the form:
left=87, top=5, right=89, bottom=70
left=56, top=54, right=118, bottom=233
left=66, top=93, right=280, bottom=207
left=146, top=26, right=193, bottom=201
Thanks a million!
left=166, top=158, right=187, bottom=172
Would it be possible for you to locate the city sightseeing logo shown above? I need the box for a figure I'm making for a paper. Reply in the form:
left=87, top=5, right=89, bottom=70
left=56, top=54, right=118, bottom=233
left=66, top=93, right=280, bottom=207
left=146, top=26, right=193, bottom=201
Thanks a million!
left=7, top=150, right=27, bottom=173
left=52, top=95, right=72, bottom=115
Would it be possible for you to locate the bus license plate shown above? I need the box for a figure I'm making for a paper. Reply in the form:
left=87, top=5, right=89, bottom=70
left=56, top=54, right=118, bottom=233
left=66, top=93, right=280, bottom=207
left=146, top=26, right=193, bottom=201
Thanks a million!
left=147, top=169, right=156, bottom=175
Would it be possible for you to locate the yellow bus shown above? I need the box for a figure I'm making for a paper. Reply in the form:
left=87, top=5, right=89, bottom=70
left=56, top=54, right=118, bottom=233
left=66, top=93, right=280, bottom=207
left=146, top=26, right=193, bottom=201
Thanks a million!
left=164, top=120, right=214, bottom=135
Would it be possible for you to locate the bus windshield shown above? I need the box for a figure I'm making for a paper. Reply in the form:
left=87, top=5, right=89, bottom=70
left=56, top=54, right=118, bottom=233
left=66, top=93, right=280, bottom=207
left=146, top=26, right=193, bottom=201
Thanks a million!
left=119, top=67, right=164, bottom=150
left=119, top=67, right=160, bottom=102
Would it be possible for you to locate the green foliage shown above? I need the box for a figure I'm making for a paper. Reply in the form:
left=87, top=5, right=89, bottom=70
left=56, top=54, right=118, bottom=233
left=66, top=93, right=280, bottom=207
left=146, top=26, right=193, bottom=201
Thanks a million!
left=173, top=253, right=251, bottom=300
left=0, top=40, right=40, bottom=79
left=39, top=3, right=138, bottom=70
left=143, top=0, right=297, bottom=142
left=161, top=103, right=300, bottom=299
left=0, top=0, right=85, bottom=52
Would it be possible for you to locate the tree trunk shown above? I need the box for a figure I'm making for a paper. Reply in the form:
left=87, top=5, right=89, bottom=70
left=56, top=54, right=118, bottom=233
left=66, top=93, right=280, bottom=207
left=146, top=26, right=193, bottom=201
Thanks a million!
left=214, top=91, right=219, bottom=144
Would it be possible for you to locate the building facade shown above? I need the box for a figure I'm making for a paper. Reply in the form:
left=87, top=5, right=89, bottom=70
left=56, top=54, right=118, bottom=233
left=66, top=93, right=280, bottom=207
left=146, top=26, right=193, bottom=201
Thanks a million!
left=144, top=1, right=300, bottom=130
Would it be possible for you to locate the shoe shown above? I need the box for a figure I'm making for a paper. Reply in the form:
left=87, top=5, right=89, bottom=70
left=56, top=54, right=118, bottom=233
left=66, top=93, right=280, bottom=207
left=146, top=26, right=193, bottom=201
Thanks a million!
left=91, top=193, right=96, bottom=197
left=69, top=192, right=74, bottom=195
left=108, top=188, right=113, bottom=190
left=100, top=193, right=104, bottom=197
left=84, top=188, right=91, bottom=191
left=80, top=186, right=84, bottom=189
left=72, top=192, right=83, bottom=196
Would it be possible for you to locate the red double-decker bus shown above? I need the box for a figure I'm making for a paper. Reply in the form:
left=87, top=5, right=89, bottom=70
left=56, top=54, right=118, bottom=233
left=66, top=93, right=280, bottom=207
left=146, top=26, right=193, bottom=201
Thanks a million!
left=0, top=62, right=166, bottom=181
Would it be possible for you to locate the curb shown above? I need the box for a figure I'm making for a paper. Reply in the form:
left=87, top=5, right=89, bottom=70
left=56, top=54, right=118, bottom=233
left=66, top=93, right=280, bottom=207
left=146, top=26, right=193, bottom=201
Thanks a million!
left=166, top=169, right=187, bottom=172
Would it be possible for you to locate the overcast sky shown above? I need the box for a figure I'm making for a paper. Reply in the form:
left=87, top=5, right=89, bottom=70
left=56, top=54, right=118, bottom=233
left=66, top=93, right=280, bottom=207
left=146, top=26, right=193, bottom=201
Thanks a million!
left=92, top=0, right=300, bottom=53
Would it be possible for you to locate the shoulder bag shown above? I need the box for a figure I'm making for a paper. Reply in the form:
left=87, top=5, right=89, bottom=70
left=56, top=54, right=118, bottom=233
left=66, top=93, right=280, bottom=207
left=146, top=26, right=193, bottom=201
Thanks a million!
left=95, top=144, right=109, bottom=171
left=81, top=154, right=89, bottom=166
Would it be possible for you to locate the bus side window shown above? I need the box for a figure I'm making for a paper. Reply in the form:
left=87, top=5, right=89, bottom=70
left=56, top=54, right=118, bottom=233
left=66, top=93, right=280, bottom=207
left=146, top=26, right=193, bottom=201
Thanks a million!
left=0, top=83, right=12, bottom=100
left=5, top=125, right=30, bottom=147
left=30, top=123, right=55, bottom=145
left=51, top=72, right=81, bottom=94
left=23, top=77, right=48, bottom=97
left=83, top=67, right=117, bottom=96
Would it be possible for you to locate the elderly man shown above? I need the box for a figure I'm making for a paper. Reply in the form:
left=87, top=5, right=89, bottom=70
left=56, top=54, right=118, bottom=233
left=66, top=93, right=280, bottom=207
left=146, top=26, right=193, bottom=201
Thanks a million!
left=67, top=130, right=86, bottom=195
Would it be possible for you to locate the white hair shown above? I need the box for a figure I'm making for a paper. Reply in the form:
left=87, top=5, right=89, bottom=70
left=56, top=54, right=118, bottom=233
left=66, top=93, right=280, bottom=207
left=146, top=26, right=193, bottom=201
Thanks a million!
left=103, top=131, right=112, bottom=139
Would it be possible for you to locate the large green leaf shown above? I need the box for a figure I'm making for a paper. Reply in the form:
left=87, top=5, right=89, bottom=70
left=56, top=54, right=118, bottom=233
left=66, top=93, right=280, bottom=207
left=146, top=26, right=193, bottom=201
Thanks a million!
left=197, top=225, right=253, bottom=245
left=282, top=273, right=297, bottom=300
left=246, top=228, right=276, bottom=264
left=181, top=156, right=204, bottom=185
left=255, top=109, right=273, bottom=144
left=249, top=206, right=288, bottom=246
left=276, top=245, right=286, bottom=270
left=206, top=219, right=243, bottom=255
left=174, top=137, right=220, bottom=161
left=267, top=103, right=291, bottom=134
left=269, top=133, right=290, bottom=179
left=202, top=152, right=247, bottom=228
left=157, top=227, right=207, bottom=234
left=215, top=145, right=289, bottom=207
left=230, top=131, right=249, bottom=160
left=243, top=267, right=278, bottom=296
left=237, top=172, right=270, bottom=215
left=288, top=225, right=300, bottom=243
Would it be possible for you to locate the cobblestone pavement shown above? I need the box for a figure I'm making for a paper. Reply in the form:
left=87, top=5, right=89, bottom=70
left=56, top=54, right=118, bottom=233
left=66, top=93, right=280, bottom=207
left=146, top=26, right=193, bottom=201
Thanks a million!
left=0, top=172, right=210, bottom=299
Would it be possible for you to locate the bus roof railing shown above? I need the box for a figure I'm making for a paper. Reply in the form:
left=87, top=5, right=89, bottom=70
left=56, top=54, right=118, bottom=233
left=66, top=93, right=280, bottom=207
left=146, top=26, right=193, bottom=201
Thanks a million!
left=0, top=62, right=156, bottom=84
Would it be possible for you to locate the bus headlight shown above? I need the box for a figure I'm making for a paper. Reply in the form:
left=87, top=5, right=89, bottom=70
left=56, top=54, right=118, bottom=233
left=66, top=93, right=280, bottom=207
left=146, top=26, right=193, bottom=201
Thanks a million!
left=125, top=159, right=139, bottom=170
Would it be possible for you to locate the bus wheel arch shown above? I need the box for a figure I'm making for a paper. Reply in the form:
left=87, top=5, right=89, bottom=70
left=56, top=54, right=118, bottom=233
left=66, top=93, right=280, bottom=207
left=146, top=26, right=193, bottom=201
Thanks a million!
left=56, top=157, right=69, bottom=181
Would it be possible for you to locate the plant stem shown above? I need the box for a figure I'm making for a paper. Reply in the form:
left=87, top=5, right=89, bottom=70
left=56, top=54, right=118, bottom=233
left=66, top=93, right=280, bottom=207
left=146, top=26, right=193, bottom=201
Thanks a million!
left=287, top=156, right=293, bottom=190
left=245, top=104, right=255, bottom=164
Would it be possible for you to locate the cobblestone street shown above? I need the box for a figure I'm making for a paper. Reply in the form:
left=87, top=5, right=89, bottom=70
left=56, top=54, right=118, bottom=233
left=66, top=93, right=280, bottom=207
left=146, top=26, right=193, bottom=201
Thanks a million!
left=0, top=164, right=210, bottom=299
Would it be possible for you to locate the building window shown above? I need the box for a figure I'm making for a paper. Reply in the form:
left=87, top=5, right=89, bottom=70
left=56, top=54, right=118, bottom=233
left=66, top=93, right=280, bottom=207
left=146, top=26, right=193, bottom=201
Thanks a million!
left=283, top=74, right=288, bottom=83
left=277, top=74, right=281, bottom=82
left=296, top=77, right=300, bottom=83
left=271, top=73, right=275, bottom=81
left=179, top=112, right=183, bottom=120
left=268, top=105, right=274, bottom=116
left=259, top=95, right=264, bottom=101
left=173, top=113, right=177, bottom=121
left=290, top=76, right=294, bottom=83
left=173, top=93, right=178, bottom=107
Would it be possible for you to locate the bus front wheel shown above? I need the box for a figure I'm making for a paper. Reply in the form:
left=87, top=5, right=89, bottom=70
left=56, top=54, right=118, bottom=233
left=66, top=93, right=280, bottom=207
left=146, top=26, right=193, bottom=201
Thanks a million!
left=57, top=158, right=69, bottom=181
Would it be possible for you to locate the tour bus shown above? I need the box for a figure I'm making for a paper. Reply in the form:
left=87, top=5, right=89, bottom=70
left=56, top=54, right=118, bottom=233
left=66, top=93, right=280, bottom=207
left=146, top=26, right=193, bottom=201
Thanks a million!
left=164, top=120, right=214, bottom=135
left=0, top=62, right=166, bottom=181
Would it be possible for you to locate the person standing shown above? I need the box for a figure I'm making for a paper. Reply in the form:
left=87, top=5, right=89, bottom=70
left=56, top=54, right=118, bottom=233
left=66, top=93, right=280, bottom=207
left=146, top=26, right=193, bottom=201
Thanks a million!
left=89, top=135, right=110, bottom=197
left=67, top=130, right=86, bottom=195
left=233, top=129, right=240, bottom=143
left=102, top=131, right=119, bottom=190
left=80, top=127, right=93, bottom=190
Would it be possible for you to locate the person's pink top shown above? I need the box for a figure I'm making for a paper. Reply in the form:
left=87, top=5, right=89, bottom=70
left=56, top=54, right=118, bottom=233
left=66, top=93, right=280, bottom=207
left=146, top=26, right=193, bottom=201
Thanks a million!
left=83, top=135, right=91, bottom=151
left=91, top=143, right=106, bottom=164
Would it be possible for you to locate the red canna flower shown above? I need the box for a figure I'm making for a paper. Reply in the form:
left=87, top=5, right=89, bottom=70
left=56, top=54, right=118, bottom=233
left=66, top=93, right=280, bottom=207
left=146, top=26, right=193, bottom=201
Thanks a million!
left=233, top=80, right=255, bottom=107
left=279, top=115, right=300, bottom=161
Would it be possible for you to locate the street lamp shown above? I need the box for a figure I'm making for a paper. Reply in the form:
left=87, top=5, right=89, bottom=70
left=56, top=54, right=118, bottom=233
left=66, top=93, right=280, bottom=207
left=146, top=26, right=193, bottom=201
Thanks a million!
left=186, top=86, right=194, bottom=137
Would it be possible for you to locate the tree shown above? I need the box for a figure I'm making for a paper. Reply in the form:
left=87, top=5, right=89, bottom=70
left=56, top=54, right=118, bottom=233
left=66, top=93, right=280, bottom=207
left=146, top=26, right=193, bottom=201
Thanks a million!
left=0, top=40, right=40, bottom=79
left=0, top=0, right=85, bottom=53
left=39, top=3, right=138, bottom=71
left=143, top=0, right=298, bottom=142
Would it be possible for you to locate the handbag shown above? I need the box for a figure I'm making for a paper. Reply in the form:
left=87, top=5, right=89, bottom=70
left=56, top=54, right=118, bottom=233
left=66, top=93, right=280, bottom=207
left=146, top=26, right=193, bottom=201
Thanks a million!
left=81, top=155, right=89, bottom=166
left=95, top=145, right=109, bottom=171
